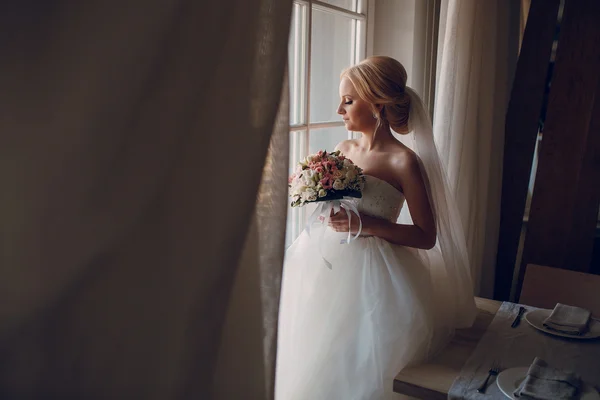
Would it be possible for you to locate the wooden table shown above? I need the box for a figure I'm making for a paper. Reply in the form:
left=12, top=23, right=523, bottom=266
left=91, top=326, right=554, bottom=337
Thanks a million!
left=393, top=297, right=502, bottom=400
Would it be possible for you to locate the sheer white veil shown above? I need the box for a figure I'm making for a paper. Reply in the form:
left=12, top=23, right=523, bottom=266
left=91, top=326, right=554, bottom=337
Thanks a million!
left=397, top=87, right=476, bottom=331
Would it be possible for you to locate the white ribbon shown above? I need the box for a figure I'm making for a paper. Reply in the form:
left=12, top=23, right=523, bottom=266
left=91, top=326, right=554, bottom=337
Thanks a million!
left=304, top=198, right=363, bottom=269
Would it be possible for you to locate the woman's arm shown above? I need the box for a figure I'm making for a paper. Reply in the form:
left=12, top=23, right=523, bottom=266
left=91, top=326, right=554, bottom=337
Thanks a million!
left=329, top=153, right=436, bottom=249
left=329, top=211, right=436, bottom=249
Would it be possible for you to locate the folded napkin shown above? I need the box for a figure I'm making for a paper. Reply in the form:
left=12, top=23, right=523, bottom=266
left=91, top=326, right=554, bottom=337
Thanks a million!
left=543, top=303, right=591, bottom=335
left=514, top=357, right=581, bottom=400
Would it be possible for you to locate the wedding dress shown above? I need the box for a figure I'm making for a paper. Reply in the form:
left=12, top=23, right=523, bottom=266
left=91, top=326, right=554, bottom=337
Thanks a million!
left=275, top=88, right=476, bottom=400
left=276, top=175, right=444, bottom=399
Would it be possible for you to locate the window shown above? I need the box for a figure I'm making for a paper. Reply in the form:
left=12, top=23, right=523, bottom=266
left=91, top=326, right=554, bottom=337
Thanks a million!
left=286, top=0, right=368, bottom=246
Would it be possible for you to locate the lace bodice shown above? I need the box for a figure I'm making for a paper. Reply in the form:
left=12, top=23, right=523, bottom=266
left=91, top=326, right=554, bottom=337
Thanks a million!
left=357, top=175, right=405, bottom=222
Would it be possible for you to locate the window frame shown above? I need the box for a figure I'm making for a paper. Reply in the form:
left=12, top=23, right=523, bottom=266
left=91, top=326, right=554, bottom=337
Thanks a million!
left=286, top=0, right=369, bottom=245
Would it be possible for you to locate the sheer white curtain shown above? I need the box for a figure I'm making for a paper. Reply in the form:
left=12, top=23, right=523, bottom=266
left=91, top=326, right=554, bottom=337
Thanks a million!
left=434, top=0, right=519, bottom=296
left=0, top=0, right=292, bottom=398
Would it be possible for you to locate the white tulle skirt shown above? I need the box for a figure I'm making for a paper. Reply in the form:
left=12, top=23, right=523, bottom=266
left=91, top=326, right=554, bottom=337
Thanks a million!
left=275, top=226, right=452, bottom=400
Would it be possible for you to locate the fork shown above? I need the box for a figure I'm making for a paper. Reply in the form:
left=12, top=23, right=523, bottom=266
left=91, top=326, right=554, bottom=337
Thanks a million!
left=477, top=362, right=500, bottom=393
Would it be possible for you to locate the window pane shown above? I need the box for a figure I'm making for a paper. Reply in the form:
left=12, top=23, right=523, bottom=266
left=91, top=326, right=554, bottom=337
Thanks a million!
left=289, top=130, right=307, bottom=175
left=309, top=126, right=349, bottom=155
left=319, top=0, right=356, bottom=11
left=289, top=3, right=306, bottom=125
left=310, top=9, right=355, bottom=123
left=287, top=130, right=307, bottom=247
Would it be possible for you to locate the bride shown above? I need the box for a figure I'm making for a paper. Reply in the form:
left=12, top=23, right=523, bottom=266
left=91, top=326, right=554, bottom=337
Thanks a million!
left=275, top=56, right=476, bottom=400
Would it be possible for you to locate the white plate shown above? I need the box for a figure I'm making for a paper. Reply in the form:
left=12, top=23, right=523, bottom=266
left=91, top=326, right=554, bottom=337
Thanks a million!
left=524, top=309, right=600, bottom=339
left=496, top=367, right=600, bottom=400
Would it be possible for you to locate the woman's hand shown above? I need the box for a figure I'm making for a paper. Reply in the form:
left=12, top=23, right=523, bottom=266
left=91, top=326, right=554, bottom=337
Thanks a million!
left=328, top=207, right=364, bottom=234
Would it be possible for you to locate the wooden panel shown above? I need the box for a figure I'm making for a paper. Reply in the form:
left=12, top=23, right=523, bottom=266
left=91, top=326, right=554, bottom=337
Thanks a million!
left=393, top=298, right=501, bottom=399
left=520, top=0, right=600, bottom=288
left=566, top=81, right=600, bottom=270
left=494, top=0, right=560, bottom=301
left=520, top=264, right=600, bottom=317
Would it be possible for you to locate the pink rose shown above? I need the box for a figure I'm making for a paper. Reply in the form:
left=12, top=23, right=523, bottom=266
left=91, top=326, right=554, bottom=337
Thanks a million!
left=320, top=177, right=332, bottom=189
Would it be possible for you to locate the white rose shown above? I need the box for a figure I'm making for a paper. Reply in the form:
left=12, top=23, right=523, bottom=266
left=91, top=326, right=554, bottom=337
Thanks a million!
left=302, top=171, right=316, bottom=187
left=333, top=179, right=345, bottom=190
left=332, top=170, right=343, bottom=179
left=306, top=155, right=317, bottom=164
left=345, top=169, right=357, bottom=181
left=318, top=189, right=327, bottom=198
left=302, top=188, right=318, bottom=202
left=291, top=180, right=305, bottom=192
left=294, top=180, right=313, bottom=196
left=304, top=178, right=316, bottom=188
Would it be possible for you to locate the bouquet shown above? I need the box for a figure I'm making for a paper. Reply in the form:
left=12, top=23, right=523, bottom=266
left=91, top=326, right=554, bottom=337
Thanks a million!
left=288, top=150, right=365, bottom=267
left=288, top=150, right=365, bottom=207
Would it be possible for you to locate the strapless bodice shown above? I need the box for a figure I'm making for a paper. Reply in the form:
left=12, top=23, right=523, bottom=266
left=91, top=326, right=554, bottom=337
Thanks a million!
left=356, top=175, right=405, bottom=222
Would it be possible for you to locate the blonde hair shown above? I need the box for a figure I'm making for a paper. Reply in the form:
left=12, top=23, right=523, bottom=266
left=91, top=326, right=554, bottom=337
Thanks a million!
left=341, top=56, right=411, bottom=134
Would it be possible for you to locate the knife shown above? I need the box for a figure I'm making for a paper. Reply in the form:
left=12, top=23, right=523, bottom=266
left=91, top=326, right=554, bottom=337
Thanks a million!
left=511, top=306, right=526, bottom=328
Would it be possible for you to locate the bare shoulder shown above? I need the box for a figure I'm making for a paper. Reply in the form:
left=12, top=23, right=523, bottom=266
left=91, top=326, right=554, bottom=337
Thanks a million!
left=335, top=139, right=358, bottom=155
left=388, top=145, right=422, bottom=179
